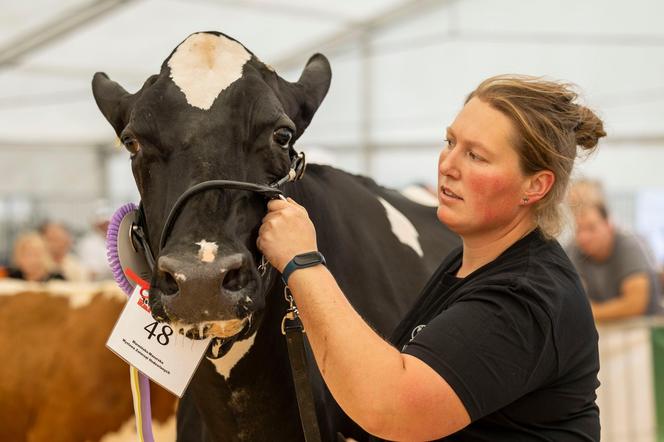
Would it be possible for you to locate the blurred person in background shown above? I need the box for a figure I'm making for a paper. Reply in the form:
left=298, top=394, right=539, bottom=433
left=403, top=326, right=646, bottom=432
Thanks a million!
left=6, top=232, right=64, bottom=282
left=566, top=181, right=662, bottom=321
left=77, top=204, right=113, bottom=281
left=567, top=178, right=604, bottom=209
left=40, top=221, right=87, bottom=281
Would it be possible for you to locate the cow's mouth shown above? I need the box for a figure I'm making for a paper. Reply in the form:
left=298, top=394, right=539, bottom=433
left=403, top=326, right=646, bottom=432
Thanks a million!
left=168, top=316, right=251, bottom=340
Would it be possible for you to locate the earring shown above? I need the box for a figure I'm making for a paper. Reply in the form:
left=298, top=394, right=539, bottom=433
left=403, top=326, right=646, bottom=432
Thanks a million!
left=521, top=196, right=529, bottom=205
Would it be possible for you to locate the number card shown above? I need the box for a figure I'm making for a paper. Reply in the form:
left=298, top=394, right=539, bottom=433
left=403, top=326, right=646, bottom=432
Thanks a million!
left=106, top=285, right=211, bottom=397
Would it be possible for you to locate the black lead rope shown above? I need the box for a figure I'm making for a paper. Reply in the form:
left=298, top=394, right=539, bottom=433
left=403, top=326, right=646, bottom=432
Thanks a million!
left=282, top=287, right=323, bottom=442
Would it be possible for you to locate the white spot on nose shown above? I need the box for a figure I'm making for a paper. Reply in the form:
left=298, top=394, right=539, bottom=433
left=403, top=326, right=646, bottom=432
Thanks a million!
left=174, top=272, right=187, bottom=282
left=168, top=33, right=251, bottom=110
left=196, top=240, right=218, bottom=263
left=378, top=197, right=423, bottom=257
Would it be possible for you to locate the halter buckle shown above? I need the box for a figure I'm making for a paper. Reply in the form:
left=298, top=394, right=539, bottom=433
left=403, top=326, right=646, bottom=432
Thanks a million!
left=281, top=286, right=302, bottom=335
left=258, top=255, right=269, bottom=276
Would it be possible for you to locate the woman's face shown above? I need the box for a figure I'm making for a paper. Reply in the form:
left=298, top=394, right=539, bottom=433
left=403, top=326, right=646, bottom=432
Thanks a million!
left=16, top=240, right=49, bottom=281
left=437, top=97, right=530, bottom=239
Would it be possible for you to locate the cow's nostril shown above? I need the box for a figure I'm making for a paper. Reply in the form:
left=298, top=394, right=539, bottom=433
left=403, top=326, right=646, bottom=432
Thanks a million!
left=236, top=297, right=253, bottom=318
left=160, top=271, right=179, bottom=296
left=222, top=268, right=249, bottom=292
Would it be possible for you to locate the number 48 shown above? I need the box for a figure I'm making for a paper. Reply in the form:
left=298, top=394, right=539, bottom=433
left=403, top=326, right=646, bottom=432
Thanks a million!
left=144, top=321, right=173, bottom=345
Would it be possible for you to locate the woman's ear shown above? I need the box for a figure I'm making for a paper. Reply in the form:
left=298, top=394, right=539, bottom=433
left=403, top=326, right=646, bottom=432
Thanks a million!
left=522, top=170, right=555, bottom=205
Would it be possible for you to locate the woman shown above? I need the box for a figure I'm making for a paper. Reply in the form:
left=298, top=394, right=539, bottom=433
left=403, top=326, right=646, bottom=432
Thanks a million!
left=258, top=75, right=605, bottom=441
left=8, top=232, right=65, bottom=282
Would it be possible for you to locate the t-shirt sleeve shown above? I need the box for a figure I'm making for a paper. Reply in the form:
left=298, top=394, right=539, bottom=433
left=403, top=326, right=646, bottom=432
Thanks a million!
left=402, top=284, right=557, bottom=421
left=615, top=234, right=653, bottom=280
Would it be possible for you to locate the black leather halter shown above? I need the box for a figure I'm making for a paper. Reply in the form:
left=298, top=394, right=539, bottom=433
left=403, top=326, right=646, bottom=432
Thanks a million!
left=131, top=150, right=306, bottom=268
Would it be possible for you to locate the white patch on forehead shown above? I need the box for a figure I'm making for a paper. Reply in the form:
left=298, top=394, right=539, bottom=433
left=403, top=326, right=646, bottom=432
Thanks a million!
left=168, top=33, right=251, bottom=110
left=378, top=197, right=423, bottom=257
left=210, top=333, right=256, bottom=379
left=195, top=240, right=218, bottom=263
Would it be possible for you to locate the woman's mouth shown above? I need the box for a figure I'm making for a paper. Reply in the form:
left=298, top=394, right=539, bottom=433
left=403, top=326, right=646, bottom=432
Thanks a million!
left=441, top=186, right=463, bottom=200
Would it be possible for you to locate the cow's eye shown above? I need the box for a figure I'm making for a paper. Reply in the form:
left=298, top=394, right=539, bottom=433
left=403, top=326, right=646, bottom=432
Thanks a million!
left=121, top=136, right=141, bottom=156
left=273, top=128, right=293, bottom=148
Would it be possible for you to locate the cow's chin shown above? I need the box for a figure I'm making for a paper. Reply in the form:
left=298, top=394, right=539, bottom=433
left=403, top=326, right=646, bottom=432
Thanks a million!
left=168, top=317, right=250, bottom=340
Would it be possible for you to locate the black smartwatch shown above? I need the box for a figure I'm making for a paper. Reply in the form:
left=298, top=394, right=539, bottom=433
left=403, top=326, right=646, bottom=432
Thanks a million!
left=281, top=251, right=326, bottom=285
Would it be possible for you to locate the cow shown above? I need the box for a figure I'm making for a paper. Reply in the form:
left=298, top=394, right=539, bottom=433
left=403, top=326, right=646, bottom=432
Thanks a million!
left=0, top=280, right=176, bottom=442
left=91, top=31, right=459, bottom=441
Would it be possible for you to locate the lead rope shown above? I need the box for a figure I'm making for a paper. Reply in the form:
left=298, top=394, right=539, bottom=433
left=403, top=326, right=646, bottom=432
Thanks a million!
left=129, top=364, right=153, bottom=442
left=281, top=286, right=323, bottom=442
left=120, top=270, right=155, bottom=442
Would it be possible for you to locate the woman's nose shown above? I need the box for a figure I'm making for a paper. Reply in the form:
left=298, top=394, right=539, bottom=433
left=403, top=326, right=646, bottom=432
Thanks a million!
left=439, top=148, right=459, bottom=178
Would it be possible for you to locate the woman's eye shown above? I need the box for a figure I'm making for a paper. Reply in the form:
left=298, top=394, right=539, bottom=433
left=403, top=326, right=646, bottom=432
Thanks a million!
left=273, top=128, right=293, bottom=148
left=468, top=151, right=483, bottom=161
left=444, top=138, right=455, bottom=149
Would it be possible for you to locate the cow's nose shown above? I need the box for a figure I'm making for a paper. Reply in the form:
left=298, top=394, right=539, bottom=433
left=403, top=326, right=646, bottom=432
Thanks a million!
left=157, top=253, right=252, bottom=296
left=155, top=252, right=258, bottom=322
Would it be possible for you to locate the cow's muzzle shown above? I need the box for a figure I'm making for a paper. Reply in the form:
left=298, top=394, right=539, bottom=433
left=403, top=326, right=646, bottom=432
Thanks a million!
left=152, top=252, right=263, bottom=339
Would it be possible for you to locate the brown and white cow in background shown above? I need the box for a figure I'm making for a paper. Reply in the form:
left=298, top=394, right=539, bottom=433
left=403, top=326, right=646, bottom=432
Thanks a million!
left=0, top=280, right=176, bottom=441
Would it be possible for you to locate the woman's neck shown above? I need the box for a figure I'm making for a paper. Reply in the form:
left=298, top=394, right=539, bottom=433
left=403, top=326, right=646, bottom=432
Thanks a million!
left=456, top=220, right=536, bottom=278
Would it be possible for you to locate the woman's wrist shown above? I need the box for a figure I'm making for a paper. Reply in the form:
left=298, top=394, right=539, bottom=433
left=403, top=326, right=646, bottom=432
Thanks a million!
left=281, top=251, right=326, bottom=285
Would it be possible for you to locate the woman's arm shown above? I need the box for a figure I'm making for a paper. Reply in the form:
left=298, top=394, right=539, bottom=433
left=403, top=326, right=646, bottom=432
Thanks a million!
left=258, top=199, right=470, bottom=440
left=591, top=272, right=650, bottom=321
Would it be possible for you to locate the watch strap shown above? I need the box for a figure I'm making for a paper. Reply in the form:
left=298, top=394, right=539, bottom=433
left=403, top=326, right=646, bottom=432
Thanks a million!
left=282, top=251, right=326, bottom=285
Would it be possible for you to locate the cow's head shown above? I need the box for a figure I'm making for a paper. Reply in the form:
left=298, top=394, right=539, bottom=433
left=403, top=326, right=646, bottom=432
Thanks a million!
left=92, top=32, right=331, bottom=342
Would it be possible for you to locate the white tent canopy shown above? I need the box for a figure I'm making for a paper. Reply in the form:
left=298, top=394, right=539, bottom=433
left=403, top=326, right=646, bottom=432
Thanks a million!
left=0, top=0, right=663, bottom=237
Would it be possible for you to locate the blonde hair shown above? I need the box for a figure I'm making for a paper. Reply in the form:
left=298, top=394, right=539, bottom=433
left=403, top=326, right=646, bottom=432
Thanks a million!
left=467, top=75, right=606, bottom=238
left=12, top=232, right=55, bottom=271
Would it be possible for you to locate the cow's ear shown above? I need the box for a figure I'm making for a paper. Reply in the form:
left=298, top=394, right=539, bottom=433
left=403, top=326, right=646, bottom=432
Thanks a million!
left=91, top=72, right=131, bottom=135
left=292, top=53, right=331, bottom=139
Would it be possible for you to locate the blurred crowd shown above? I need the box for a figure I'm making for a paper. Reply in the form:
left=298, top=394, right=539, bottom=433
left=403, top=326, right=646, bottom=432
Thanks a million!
left=0, top=207, right=114, bottom=283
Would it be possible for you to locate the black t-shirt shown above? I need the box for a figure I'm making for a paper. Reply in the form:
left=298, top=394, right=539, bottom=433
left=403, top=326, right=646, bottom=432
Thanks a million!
left=390, top=229, right=600, bottom=441
left=6, top=268, right=65, bottom=282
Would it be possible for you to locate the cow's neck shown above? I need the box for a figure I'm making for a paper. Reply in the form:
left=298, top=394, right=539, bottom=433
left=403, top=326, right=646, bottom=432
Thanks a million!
left=184, top=286, right=305, bottom=442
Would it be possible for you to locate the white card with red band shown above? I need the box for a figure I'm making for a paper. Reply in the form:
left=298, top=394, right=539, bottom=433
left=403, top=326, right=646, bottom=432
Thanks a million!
left=106, top=285, right=211, bottom=397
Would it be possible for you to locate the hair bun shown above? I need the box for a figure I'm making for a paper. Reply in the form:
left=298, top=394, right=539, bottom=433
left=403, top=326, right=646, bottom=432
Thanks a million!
left=575, top=106, right=606, bottom=150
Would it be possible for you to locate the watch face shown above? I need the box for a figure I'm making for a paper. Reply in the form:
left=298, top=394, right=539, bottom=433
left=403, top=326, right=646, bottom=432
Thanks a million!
left=293, top=252, right=322, bottom=266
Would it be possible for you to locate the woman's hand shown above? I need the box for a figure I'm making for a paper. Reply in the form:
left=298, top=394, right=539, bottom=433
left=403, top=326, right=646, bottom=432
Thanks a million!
left=257, top=197, right=318, bottom=272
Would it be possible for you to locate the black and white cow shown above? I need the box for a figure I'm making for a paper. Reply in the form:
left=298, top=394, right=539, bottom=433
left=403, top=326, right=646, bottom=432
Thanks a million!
left=92, top=31, right=459, bottom=441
